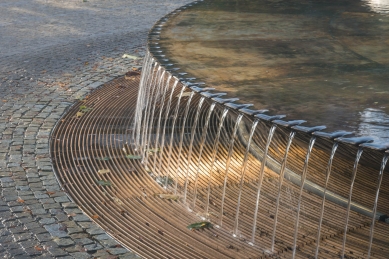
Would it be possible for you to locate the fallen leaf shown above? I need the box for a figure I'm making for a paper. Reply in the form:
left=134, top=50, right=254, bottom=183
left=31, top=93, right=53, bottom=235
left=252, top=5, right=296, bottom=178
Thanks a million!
left=17, top=198, right=25, bottom=203
left=177, top=92, right=192, bottom=97
left=98, top=169, right=111, bottom=175
left=84, top=61, right=89, bottom=66
left=113, top=197, right=124, bottom=206
left=75, top=111, right=84, bottom=118
left=79, top=105, right=92, bottom=112
left=92, top=214, right=99, bottom=219
left=187, top=221, right=213, bottom=231
left=67, top=212, right=76, bottom=217
left=96, top=180, right=112, bottom=186
left=34, top=245, right=43, bottom=251
left=122, top=54, right=139, bottom=60
left=158, top=194, right=181, bottom=201
left=155, top=176, right=174, bottom=186
left=46, top=191, right=56, bottom=195
left=126, top=154, right=142, bottom=160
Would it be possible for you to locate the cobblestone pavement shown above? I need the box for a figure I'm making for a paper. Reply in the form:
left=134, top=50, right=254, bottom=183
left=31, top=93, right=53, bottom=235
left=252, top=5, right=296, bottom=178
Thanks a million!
left=0, top=0, right=191, bottom=258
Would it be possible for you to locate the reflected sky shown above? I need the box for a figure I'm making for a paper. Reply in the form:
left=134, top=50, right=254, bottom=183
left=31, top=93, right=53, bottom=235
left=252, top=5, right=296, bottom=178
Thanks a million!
left=363, top=0, right=389, bottom=13
left=358, top=108, right=389, bottom=142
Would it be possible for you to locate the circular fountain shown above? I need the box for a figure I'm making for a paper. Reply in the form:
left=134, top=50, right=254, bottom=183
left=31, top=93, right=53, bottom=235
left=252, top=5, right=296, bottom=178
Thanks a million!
left=51, top=0, right=389, bottom=258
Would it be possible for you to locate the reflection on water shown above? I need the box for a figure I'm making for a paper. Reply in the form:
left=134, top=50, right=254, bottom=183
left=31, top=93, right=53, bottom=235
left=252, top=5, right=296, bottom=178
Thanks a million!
left=159, top=0, right=389, bottom=142
left=363, top=0, right=389, bottom=13
left=358, top=108, right=389, bottom=142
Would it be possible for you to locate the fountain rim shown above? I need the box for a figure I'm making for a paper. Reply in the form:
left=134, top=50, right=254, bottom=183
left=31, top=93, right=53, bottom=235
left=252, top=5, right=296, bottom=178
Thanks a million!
left=144, top=0, right=389, bottom=222
left=146, top=0, right=389, bottom=155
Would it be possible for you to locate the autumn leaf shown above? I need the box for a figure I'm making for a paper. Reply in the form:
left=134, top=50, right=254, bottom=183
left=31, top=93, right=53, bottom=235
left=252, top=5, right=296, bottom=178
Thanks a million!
left=46, top=191, right=56, bottom=195
left=155, top=176, right=174, bottom=186
left=177, top=92, right=192, bottom=97
left=158, top=194, right=181, bottom=201
left=122, top=54, right=139, bottom=60
left=126, top=154, right=142, bottom=160
left=98, top=169, right=111, bottom=175
left=34, top=245, right=44, bottom=251
left=147, top=148, right=159, bottom=153
left=17, top=198, right=25, bottom=203
left=75, top=111, right=84, bottom=118
left=187, top=221, right=213, bottom=231
left=79, top=105, right=92, bottom=112
left=92, top=214, right=99, bottom=219
left=113, top=197, right=124, bottom=206
left=96, top=180, right=112, bottom=186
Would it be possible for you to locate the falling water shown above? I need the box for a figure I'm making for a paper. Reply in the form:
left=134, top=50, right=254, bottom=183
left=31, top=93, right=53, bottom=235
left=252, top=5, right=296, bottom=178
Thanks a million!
left=158, top=79, right=179, bottom=177
left=315, top=142, right=339, bottom=257
left=292, top=136, right=316, bottom=258
left=205, top=108, right=229, bottom=214
left=250, top=125, right=277, bottom=245
left=140, top=65, right=162, bottom=155
left=165, top=85, right=186, bottom=188
left=183, top=96, right=206, bottom=203
left=341, top=147, right=363, bottom=258
left=143, top=69, right=165, bottom=164
left=271, top=131, right=296, bottom=252
left=133, top=49, right=389, bottom=258
left=219, top=113, right=244, bottom=227
left=192, top=102, right=217, bottom=209
left=174, top=92, right=195, bottom=194
left=152, top=75, right=172, bottom=175
left=133, top=53, right=153, bottom=146
left=233, top=119, right=259, bottom=236
left=367, top=154, right=388, bottom=258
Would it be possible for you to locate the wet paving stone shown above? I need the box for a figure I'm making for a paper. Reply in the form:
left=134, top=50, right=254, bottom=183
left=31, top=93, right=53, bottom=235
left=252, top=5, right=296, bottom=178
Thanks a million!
left=0, top=0, right=191, bottom=258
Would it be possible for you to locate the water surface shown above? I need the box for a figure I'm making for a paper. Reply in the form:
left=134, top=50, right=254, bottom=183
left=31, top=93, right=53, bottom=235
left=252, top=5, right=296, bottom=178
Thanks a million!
left=159, top=0, right=389, bottom=142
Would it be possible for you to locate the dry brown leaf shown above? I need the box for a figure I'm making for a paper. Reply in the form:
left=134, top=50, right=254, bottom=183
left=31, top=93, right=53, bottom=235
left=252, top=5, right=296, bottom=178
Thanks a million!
left=158, top=194, right=181, bottom=201
left=98, top=169, right=110, bottom=175
left=46, top=191, right=56, bottom=195
left=75, top=111, right=84, bottom=118
left=113, top=197, right=124, bottom=206
left=34, top=245, right=43, bottom=251
left=17, top=198, right=25, bottom=203
left=92, top=214, right=99, bottom=219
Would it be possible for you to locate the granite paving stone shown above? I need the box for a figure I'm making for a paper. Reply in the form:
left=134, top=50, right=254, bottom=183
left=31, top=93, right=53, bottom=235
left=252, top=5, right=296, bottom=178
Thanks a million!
left=0, top=0, right=191, bottom=257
